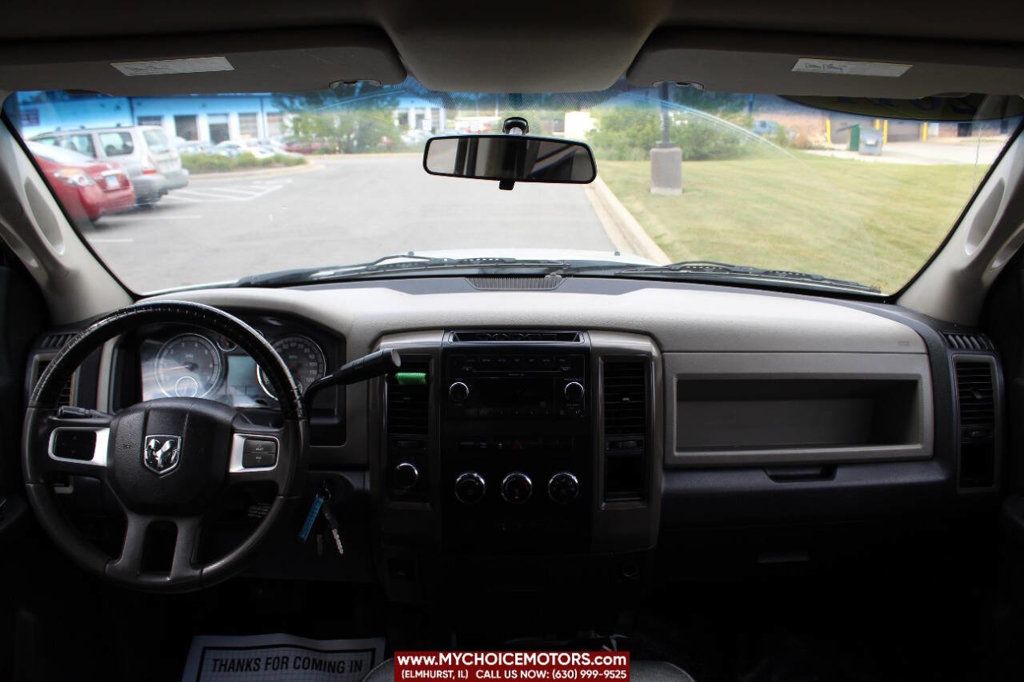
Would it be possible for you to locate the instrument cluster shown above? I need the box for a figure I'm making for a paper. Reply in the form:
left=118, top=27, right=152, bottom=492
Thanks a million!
left=139, top=324, right=329, bottom=409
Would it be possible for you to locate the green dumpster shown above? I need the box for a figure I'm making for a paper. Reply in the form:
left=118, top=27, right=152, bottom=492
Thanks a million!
left=848, top=124, right=861, bottom=152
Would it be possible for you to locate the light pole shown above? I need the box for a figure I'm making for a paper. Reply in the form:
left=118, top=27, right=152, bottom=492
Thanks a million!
left=650, top=82, right=682, bottom=195
left=659, top=82, right=672, bottom=147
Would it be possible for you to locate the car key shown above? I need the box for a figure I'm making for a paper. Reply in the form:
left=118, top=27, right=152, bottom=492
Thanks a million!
left=320, top=503, right=345, bottom=556
left=298, top=487, right=329, bottom=543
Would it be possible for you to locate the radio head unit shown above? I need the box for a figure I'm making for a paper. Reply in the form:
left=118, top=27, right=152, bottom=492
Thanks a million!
left=443, top=349, right=588, bottom=419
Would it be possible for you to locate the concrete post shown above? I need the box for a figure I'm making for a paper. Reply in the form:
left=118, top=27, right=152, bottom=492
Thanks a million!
left=650, top=146, right=683, bottom=195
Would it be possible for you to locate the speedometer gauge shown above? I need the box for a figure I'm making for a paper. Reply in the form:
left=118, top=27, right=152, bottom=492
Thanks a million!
left=155, top=333, right=223, bottom=398
left=258, top=335, right=327, bottom=398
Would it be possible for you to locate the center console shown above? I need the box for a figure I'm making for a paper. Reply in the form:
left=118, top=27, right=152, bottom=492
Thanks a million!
left=373, top=329, right=662, bottom=598
left=440, top=334, right=592, bottom=553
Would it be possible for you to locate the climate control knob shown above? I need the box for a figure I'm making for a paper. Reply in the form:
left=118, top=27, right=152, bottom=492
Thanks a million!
left=454, top=472, right=486, bottom=504
left=448, top=381, right=470, bottom=403
left=563, top=381, right=585, bottom=404
left=548, top=471, right=581, bottom=504
left=393, top=462, right=420, bottom=491
left=501, top=472, right=533, bottom=504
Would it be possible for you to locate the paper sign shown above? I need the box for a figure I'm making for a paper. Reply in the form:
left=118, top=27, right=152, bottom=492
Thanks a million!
left=112, top=56, right=235, bottom=77
left=181, top=634, right=385, bottom=682
left=792, top=58, right=912, bottom=78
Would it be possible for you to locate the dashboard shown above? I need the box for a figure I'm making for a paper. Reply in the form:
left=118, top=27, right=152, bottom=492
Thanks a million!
left=27, top=275, right=1004, bottom=599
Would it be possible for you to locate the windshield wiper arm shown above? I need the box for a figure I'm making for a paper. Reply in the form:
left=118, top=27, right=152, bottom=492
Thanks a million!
left=234, top=255, right=573, bottom=287
left=234, top=254, right=438, bottom=286
left=615, top=260, right=880, bottom=293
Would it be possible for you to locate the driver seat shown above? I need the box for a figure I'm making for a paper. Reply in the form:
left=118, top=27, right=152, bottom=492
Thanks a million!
left=363, top=658, right=695, bottom=682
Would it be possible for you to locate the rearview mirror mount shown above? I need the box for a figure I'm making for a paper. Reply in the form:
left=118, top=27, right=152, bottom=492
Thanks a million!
left=423, top=123, right=597, bottom=190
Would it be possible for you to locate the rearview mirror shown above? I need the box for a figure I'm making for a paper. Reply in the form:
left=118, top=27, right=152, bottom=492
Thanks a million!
left=423, top=134, right=596, bottom=189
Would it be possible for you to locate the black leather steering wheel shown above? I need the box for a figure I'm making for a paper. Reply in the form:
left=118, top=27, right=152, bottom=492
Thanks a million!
left=22, top=301, right=307, bottom=592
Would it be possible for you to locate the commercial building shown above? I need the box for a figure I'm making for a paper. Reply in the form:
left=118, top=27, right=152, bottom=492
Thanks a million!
left=14, top=92, right=447, bottom=144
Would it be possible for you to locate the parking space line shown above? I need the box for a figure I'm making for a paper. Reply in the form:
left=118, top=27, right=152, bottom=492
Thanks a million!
left=101, top=213, right=203, bottom=223
left=172, top=189, right=253, bottom=200
left=197, top=186, right=263, bottom=196
left=128, top=214, right=203, bottom=220
left=167, top=183, right=285, bottom=202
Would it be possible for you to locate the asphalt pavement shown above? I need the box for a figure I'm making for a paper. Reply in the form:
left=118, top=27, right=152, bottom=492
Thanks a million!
left=90, top=155, right=614, bottom=292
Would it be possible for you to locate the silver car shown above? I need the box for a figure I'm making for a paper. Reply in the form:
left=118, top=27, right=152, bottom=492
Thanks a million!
left=31, top=125, right=189, bottom=205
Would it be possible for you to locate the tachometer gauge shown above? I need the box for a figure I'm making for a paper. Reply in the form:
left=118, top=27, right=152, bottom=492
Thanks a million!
left=155, top=333, right=223, bottom=398
left=258, top=335, right=327, bottom=398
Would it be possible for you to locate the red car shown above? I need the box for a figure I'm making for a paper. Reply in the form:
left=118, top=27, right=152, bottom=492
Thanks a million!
left=28, top=141, right=135, bottom=222
left=280, top=137, right=333, bottom=154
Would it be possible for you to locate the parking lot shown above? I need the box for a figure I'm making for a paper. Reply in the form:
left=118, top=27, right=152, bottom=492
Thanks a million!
left=90, top=155, right=614, bottom=292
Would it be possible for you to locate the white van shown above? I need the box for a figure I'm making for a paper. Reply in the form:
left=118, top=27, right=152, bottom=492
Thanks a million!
left=31, top=125, right=189, bottom=205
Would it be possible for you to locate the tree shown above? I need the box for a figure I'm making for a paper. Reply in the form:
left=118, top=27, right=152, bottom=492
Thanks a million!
left=586, top=107, right=661, bottom=161
left=587, top=105, right=754, bottom=162
left=286, top=108, right=403, bottom=153
left=273, top=84, right=404, bottom=153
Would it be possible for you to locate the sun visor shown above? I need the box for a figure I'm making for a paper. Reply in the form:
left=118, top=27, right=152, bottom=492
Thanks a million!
left=0, top=27, right=406, bottom=95
left=628, top=29, right=1024, bottom=98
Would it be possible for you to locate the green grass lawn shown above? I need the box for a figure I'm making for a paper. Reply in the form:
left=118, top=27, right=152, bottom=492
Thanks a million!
left=598, top=155, right=989, bottom=293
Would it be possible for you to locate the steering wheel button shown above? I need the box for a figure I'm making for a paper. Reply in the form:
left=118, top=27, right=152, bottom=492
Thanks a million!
left=241, top=438, right=278, bottom=468
left=52, top=429, right=97, bottom=460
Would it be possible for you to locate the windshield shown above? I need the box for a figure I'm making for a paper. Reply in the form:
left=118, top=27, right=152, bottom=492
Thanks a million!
left=27, top=140, right=94, bottom=165
left=4, top=81, right=1020, bottom=294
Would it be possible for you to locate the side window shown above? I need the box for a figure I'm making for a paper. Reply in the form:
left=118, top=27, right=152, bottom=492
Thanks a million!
left=143, top=129, right=169, bottom=154
left=34, top=136, right=57, bottom=146
left=65, top=134, right=96, bottom=157
left=98, top=132, right=135, bottom=157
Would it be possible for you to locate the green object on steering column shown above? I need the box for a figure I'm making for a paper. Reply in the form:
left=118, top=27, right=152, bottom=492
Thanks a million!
left=394, top=371, right=428, bottom=386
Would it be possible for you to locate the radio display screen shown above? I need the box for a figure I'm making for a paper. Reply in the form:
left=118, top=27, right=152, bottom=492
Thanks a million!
left=476, top=377, right=554, bottom=408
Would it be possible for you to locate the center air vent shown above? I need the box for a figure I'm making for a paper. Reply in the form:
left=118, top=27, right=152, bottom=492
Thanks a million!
left=384, top=357, right=430, bottom=500
left=452, top=330, right=582, bottom=343
left=386, top=359, right=430, bottom=436
left=602, top=358, right=648, bottom=501
left=954, top=358, right=997, bottom=488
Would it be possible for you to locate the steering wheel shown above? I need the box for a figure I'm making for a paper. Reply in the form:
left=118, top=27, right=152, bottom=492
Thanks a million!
left=22, top=301, right=307, bottom=592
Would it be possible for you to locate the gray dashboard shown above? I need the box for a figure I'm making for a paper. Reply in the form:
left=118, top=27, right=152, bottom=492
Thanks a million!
left=145, top=277, right=929, bottom=469
left=26, top=275, right=1003, bottom=587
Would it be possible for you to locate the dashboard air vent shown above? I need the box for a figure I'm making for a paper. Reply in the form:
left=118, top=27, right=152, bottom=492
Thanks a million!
left=602, top=358, right=648, bottom=502
left=944, top=332, right=994, bottom=352
left=603, top=360, right=646, bottom=435
left=385, top=357, right=430, bottom=500
left=467, top=275, right=563, bottom=291
left=40, top=332, right=76, bottom=350
left=32, top=359, right=74, bottom=407
left=386, top=359, right=430, bottom=436
left=954, top=358, right=997, bottom=488
left=452, top=330, right=582, bottom=343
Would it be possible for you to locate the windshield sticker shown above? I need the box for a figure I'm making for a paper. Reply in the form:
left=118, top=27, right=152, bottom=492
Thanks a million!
left=792, top=58, right=912, bottom=78
left=112, top=56, right=234, bottom=77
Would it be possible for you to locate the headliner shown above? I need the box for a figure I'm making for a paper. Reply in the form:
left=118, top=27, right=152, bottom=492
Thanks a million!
left=2, top=0, right=1024, bottom=94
